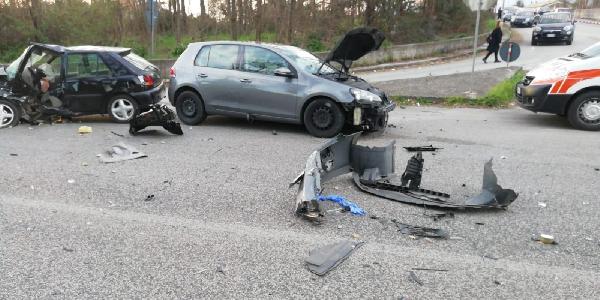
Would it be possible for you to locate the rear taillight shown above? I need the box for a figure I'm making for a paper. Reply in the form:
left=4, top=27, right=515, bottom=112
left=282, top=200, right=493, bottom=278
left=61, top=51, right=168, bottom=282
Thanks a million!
left=143, top=74, right=154, bottom=87
left=169, top=67, right=176, bottom=78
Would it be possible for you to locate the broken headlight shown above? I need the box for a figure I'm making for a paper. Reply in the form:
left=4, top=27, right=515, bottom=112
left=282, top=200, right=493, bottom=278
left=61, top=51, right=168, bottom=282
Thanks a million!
left=350, top=88, right=382, bottom=105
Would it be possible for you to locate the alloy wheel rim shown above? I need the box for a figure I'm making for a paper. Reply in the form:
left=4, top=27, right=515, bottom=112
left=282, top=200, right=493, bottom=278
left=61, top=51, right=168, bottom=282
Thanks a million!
left=312, top=106, right=333, bottom=130
left=0, top=104, right=15, bottom=127
left=579, top=99, right=600, bottom=124
left=111, top=99, right=135, bottom=121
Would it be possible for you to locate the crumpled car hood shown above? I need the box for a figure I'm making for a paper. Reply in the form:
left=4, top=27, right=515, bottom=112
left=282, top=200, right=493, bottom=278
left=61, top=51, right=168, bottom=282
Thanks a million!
left=324, top=27, right=385, bottom=72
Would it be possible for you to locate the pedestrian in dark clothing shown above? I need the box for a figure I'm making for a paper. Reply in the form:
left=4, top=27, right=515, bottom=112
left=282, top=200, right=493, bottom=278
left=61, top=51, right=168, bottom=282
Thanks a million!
left=483, top=21, right=503, bottom=63
left=497, top=8, right=503, bottom=20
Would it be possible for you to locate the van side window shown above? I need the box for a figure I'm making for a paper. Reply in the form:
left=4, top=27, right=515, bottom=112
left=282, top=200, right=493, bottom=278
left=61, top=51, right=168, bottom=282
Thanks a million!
left=194, top=46, right=211, bottom=67
left=206, top=45, right=239, bottom=70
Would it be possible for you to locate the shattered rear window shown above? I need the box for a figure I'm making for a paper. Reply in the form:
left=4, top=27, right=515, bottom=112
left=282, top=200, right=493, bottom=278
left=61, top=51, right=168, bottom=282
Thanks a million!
left=122, top=53, right=158, bottom=72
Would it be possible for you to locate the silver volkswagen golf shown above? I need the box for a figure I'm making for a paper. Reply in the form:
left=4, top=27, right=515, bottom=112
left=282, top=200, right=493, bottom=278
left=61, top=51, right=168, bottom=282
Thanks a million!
left=168, top=27, right=395, bottom=137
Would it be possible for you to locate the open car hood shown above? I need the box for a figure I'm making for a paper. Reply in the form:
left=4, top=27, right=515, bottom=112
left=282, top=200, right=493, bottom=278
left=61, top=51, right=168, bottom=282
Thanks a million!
left=323, top=27, right=385, bottom=72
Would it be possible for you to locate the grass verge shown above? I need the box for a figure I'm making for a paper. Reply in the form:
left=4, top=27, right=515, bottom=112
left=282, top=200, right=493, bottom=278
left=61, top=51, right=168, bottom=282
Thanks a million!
left=391, top=69, right=525, bottom=108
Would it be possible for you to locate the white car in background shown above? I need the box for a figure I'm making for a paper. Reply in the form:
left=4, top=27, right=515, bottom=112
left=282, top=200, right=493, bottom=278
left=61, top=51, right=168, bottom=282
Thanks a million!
left=515, top=42, right=600, bottom=130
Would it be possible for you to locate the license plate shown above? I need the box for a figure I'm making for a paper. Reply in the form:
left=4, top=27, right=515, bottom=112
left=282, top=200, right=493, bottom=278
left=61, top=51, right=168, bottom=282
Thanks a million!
left=547, top=34, right=556, bottom=37
left=517, top=87, right=522, bottom=95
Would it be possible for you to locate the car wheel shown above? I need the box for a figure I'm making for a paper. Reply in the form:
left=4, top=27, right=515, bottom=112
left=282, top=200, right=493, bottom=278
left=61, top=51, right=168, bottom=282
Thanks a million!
left=0, top=99, right=21, bottom=128
left=567, top=91, right=600, bottom=131
left=531, top=39, right=537, bottom=46
left=175, top=90, right=206, bottom=125
left=108, top=95, right=138, bottom=123
left=303, top=98, right=345, bottom=138
left=566, top=38, right=573, bottom=45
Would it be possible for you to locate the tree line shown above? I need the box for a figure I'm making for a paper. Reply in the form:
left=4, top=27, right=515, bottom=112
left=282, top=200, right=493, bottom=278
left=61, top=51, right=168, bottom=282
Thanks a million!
left=1, top=0, right=490, bottom=61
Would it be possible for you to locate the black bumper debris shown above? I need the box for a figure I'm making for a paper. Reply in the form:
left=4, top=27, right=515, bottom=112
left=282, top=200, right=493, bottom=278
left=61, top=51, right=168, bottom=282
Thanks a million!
left=305, top=240, right=364, bottom=276
left=129, top=104, right=183, bottom=135
left=291, top=133, right=518, bottom=220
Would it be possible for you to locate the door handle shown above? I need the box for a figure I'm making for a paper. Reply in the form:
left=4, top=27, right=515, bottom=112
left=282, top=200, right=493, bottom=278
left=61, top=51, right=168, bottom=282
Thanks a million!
left=197, top=73, right=208, bottom=78
left=240, top=79, right=252, bottom=83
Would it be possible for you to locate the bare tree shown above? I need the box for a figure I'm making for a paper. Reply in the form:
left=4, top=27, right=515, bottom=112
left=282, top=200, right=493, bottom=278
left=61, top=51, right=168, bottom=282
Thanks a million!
left=255, top=0, right=263, bottom=41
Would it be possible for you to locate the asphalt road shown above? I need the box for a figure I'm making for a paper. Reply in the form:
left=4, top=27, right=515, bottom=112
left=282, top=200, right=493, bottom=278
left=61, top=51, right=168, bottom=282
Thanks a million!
left=1, top=107, right=599, bottom=299
left=361, top=22, right=600, bottom=82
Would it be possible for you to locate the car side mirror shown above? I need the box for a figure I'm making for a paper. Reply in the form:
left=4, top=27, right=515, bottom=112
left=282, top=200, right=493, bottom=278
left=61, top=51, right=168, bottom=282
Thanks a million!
left=274, top=67, right=294, bottom=78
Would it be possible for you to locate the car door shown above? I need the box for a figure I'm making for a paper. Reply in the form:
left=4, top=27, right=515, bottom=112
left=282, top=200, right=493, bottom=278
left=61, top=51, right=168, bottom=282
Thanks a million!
left=192, top=44, right=244, bottom=114
left=63, top=53, right=112, bottom=114
left=238, top=46, right=299, bottom=119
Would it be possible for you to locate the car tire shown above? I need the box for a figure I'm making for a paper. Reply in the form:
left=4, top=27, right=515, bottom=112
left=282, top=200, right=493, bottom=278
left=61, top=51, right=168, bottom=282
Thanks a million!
left=107, top=95, right=139, bottom=123
left=303, top=98, right=345, bottom=138
left=566, top=38, right=573, bottom=45
left=175, top=90, right=207, bottom=125
left=531, top=39, right=537, bottom=46
left=0, top=99, right=21, bottom=129
left=567, top=91, right=600, bottom=131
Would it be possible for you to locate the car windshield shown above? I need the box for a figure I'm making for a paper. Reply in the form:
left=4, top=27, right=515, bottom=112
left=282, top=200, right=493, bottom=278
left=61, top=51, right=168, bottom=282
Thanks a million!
left=276, top=46, right=337, bottom=75
left=516, top=11, right=534, bottom=16
left=540, top=13, right=570, bottom=24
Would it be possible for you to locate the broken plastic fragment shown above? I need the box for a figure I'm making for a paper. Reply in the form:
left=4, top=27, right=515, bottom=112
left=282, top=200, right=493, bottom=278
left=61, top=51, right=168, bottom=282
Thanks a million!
left=393, top=221, right=449, bottom=239
left=98, top=143, right=147, bottom=163
left=464, top=159, right=518, bottom=207
left=305, top=240, right=364, bottom=276
left=78, top=126, right=92, bottom=134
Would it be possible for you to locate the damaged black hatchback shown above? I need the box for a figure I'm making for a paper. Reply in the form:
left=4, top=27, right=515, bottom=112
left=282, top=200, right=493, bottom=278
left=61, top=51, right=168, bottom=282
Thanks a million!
left=0, top=43, right=164, bottom=128
left=168, top=27, right=395, bottom=137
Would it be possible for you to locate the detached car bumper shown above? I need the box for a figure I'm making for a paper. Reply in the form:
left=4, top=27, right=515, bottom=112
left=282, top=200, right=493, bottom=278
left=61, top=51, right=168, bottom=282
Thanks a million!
left=515, top=82, right=569, bottom=115
left=131, top=82, right=165, bottom=107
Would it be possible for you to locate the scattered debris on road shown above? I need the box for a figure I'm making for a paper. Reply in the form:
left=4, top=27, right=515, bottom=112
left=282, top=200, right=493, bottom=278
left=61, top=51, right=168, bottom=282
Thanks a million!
left=393, top=221, right=449, bottom=239
left=403, top=145, right=442, bottom=152
left=110, top=131, right=125, bottom=137
left=317, top=194, right=365, bottom=216
left=9, top=153, right=18, bottom=156
left=216, top=263, right=226, bottom=274
left=305, top=240, right=364, bottom=276
left=533, top=234, right=558, bottom=245
left=78, top=126, right=92, bottom=134
left=67, top=179, right=75, bottom=184
left=144, top=194, right=155, bottom=201
left=62, top=246, right=74, bottom=252
left=98, top=143, right=147, bottom=163
left=129, top=104, right=183, bottom=135
left=411, top=267, right=449, bottom=272
left=292, top=133, right=519, bottom=221
left=424, top=212, right=454, bottom=221
left=408, top=271, right=424, bottom=286
left=538, top=202, right=547, bottom=208
left=272, top=130, right=278, bottom=135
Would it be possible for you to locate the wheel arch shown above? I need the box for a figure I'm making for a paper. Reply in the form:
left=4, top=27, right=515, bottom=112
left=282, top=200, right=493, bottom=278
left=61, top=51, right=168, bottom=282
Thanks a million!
left=300, top=95, right=347, bottom=125
left=174, top=85, right=203, bottom=105
left=564, top=87, right=600, bottom=115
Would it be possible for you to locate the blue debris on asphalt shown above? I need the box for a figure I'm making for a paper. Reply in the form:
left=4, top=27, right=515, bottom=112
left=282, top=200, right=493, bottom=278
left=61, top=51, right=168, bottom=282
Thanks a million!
left=317, top=194, right=366, bottom=216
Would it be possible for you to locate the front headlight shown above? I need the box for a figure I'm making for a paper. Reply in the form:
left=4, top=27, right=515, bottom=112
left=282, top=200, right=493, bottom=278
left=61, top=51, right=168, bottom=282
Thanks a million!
left=534, top=26, right=542, bottom=32
left=350, top=88, right=382, bottom=104
left=511, top=16, right=516, bottom=21
left=563, top=25, right=573, bottom=31
left=525, top=17, right=530, bottom=22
